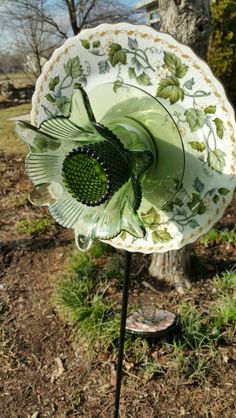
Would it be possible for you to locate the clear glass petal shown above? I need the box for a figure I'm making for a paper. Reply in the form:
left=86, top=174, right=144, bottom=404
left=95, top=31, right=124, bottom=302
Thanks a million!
left=15, top=121, right=61, bottom=153
left=25, top=153, right=62, bottom=185
left=29, top=182, right=63, bottom=206
left=40, top=117, right=86, bottom=140
left=49, top=195, right=86, bottom=228
left=77, top=180, right=145, bottom=242
left=40, top=115, right=104, bottom=146
left=69, top=88, right=96, bottom=132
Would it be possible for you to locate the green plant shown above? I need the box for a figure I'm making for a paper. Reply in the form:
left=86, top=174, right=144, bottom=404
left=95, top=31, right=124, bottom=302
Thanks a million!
left=208, top=0, right=236, bottom=106
left=16, top=217, right=50, bottom=235
left=55, top=244, right=236, bottom=381
left=200, top=227, right=236, bottom=247
left=212, top=270, right=236, bottom=334
left=170, top=302, right=221, bottom=382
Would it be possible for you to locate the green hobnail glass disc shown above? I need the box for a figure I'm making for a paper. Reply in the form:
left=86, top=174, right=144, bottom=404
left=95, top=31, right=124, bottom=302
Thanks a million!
left=62, top=140, right=131, bottom=206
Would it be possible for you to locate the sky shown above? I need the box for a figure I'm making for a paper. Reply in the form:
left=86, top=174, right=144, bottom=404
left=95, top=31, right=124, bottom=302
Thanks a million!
left=0, top=0, right=144, bottom=52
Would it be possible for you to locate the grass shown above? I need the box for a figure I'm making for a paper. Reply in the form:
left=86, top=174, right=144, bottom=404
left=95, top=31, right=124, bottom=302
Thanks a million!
left=55, top=245, right=236, bottom=382
left=16, top=217, right=51, bottom=235
left=0, top=103, right=31, bottom=156
left=200, top=227, right=236, bottom=247
left=0, top=72, right=34, bottom=88
left=171, top=269, right=236, bottom=381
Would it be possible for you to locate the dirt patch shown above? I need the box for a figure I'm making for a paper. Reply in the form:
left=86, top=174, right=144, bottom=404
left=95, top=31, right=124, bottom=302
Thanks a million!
left=0, top=153, right=235, bottom=418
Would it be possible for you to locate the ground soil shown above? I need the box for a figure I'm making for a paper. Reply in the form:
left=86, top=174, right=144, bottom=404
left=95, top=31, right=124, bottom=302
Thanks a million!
left=0, top=153, right=235, bottom=418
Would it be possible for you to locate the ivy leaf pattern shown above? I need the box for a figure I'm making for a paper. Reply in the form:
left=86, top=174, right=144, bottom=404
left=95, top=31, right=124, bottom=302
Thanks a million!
left=184, top=78, right=195, bottom=90
left=120, top=231, right=127, bottom=240
left=204, top=105, right=216, bottom=114
left=128, top=67, right=152, bottom=86
left=98, top=60, right=110, bottom=74
left=137, top=72, right=152, bottom=86
left=45, top=93, right=56, bottom=103
left=128, top=37, right=138, bottom=50
left=128, top=67, right=136, bottom=80
left=74, top=75, right=87, bottom=87
left=207, top=149, right=226, bottom=172
left=193, top=177, right=204, bottom=193
left=218, top=188, right=230, bottom=196
left=185, top=108, right=206, bottom=131
left=64, top=57, right=83, bottom=78
left=213, top=195, right=219, bottom=204
left=93, top=40, right=100, bottom=48
left=81, top=39, right=90, bottom=49
left=188, top=193, right=206, bottom=215
left=131, top=56, right=143, bottom=74
left=152, top=229, right=173, bottom=243
left=213, top=118, right=224, bottom=139
left=156, top=76, right=184, bottom=104
left=108, top=43, right=126, bottom=66
left=55, top=96, right=71, bottom=116
left=141, top=207, right=160, bottom=230
left=189, top=219, right=200, bottom=228
left=49, top=76, right=59, bottom=92
left=163, top=51, right=188, bottom=78
left=189, top=141, right=206, bottom=152
left=113, top=79, right=123, bottom=92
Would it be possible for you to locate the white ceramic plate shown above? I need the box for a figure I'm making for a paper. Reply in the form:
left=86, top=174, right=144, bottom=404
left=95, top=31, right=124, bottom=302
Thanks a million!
left=31, top=23, right=236, bottom=253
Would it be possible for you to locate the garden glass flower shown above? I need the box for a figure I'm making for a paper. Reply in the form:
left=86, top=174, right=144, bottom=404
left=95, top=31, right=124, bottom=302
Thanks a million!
left=16, top=87, right=154, bottom=250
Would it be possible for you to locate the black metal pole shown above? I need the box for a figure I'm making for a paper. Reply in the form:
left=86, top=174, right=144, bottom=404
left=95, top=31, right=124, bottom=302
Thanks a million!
left=113, top=251, right=132, bottom=418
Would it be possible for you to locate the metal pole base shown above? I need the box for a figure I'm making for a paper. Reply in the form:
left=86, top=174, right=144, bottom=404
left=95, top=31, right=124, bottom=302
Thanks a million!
left=113, top=251, right=132, bottom=418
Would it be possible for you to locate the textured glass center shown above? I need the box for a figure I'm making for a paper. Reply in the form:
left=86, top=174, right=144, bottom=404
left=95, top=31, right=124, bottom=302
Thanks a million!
left=62, top=141, right=131, bottom=206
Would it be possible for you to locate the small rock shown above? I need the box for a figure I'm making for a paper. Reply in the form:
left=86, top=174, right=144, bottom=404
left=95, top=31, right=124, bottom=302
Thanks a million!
left=31, top=412, right=40, bottom=418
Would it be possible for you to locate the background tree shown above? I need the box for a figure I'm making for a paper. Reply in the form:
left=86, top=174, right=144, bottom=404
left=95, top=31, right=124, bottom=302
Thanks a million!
left=149, top=0, right=211, bottom=294
left=208, top=0, right=236, bottom=107
left=1, top=0, right=139, bottom=78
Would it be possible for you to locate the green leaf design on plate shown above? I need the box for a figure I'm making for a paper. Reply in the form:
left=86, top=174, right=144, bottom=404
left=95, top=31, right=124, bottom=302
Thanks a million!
left=49, top=76, right=59, bottom=92
left=128, top=67, right=152, bottom=86
left=108, top=43, right=126, bottom=66
left=45, top=93, right=56, bottom=103
left=152, top=229, right=173, bottom=243
left=98, top=60, right=110, bottom=74
left=193, top=177, right=204, bottom=193
left=128, top=67, right=136, bottom=79
left=189, top=141, right=206, bottom=152
left=184, top=78, right=195, bottom=90
left=213, top=194, right=219, bottom=204
left=55, top=96, right=71, bottom=116
left=81, top=39, right=90, bottom=49
left=218, top=187, right=230, bottom=195
left=163, top=51, right=188, bottom=78
left=189, top=219, right=200, bottom=228
left=120, top=231, right=127, bottom=240
left=207, top=149, right=226, bottom=172
left=137, top=72, right=152, bottom=86
left=93, top=40, right=100, bottom=48
left=156, top=76, right=184, bottom=104
left=113, top=79, right=123, bottom=92
left=128, top=37, right=138, bottom=50
left=64, top=56, right=83, bottom=78
left=188, top=193, right=207, bottom=215
left=204, top=105, right=216, bottom=114
left=185, top=108, right=206, bottom=131
left=213, top=117, right=224, bottom=139
left=141, top=207, right=160, bottom=230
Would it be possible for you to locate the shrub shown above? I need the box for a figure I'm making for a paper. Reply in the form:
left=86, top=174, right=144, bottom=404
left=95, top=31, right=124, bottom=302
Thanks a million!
left=208, top=0, right=236, bottom=106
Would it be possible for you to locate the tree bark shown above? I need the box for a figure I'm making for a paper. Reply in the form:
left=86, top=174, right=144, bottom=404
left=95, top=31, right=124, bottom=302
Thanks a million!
left=158, top=0, right=211, bottom=60
left=149, top=0, right=211, bottom=293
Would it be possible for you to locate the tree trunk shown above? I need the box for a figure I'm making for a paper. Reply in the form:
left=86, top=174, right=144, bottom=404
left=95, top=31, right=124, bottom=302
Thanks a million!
left=158, top=0, right=211, bottom=60
left=149, top=0, right=211, bottom=294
